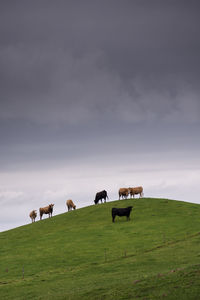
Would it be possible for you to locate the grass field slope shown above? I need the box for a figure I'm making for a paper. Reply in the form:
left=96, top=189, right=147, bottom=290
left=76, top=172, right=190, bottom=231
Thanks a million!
left=0, top=198, right=200, bottom=299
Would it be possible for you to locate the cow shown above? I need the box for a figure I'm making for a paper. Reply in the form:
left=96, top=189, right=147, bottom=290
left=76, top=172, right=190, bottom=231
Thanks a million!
left=118, top=188, right=129, bottom=200
left=112, top=206, right=133, bottom=222
left=129, top=186, right=143, bottom=198
left=29, top=210, right=37, bottom=223
left=94, top=190, right=108, bottom=205
left=66, top=199, right=76, bottom=211
left=39, top=204, right=54, bottom=220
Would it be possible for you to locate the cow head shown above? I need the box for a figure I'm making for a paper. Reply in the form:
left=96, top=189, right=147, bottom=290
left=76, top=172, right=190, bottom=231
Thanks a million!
left=49, top=204, right=54, bottom=209
left=73, top=205, right=76, bottom=210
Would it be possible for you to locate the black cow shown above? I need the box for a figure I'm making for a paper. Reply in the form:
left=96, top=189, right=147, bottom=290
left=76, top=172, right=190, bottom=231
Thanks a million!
left=112, top=206, right=133, bottom=222
left=94, top=190, right=108, bottom=205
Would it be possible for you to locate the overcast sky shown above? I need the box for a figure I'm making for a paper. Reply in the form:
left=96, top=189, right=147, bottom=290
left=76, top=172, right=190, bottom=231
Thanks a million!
left=1, top=0, right=200, bottom=232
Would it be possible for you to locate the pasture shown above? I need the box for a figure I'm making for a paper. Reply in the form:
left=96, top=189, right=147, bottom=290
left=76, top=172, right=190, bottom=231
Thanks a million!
left=0, top=198, right=200, bottom=299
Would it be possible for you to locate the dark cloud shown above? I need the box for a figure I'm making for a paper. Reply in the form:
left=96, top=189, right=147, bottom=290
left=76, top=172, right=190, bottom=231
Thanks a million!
left=0, top=45, right=199, bottom=125
left=1, top=0, right=200, bottom=149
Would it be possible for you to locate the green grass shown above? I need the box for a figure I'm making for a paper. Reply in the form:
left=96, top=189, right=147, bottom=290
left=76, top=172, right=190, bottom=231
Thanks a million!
left=0, top=198, right=200, bottom=299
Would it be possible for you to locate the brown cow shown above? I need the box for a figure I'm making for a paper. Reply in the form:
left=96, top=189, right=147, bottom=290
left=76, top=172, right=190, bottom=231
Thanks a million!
left=39, top=204, right=54, bottom=220
left=66, top=199, right=76, bottom=211
left=29, top=210, right=37, bottom=223
left=118, top=188, right=129, bottom=200
left=129, top=186, right=143, bottom=198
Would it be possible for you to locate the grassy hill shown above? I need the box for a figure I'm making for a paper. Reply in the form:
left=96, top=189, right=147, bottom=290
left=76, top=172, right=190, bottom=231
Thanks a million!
left=0, top=198, right=200, bottom=299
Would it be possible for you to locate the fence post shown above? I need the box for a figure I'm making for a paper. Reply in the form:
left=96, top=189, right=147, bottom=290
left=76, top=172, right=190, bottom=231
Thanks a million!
left=104, top=248, right=107, bottom=262
left=163, top=233, right=166, bottom=243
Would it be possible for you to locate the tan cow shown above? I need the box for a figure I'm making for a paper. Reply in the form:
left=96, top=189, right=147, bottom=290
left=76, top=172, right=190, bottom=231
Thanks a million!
left=29, top=210, right=37, bottom=223
left=118, top=188, right=129, bottom=200
left=39, top=204, right=54, bottom=220
left=66, top=199, right=76, bottom=211
left=129, top=186, right=143, bottom=198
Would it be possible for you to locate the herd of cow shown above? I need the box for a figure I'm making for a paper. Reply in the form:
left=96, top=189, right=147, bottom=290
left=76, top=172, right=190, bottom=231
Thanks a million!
left=29, top=186, right=143, bottom=223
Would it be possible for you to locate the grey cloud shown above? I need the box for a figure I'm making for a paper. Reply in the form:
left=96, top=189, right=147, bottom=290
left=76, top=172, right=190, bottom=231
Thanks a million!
left=1, top=44, right=200, bottom=126
left=0, top=120, right=199, bottom=173
left=1, top=1, right=200, bottom=127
